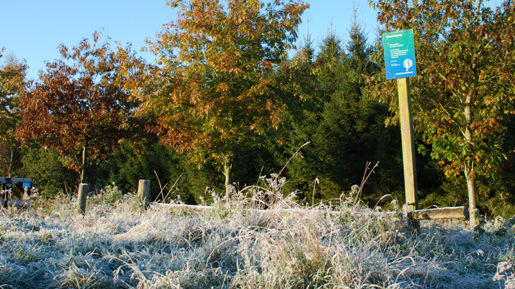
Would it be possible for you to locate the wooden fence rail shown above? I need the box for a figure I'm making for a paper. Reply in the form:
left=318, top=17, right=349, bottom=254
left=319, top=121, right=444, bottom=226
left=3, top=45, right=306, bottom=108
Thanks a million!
left=151, top=202, right=342, bottom=216
left=153, top=203, right=469, bottom=221
left=408, top=206, right=469, bottom=221
left=73, top=179, right=469, bottom=224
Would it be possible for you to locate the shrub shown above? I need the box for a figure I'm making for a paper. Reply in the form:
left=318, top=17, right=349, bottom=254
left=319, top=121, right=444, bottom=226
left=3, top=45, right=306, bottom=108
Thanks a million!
left=16, top=145, right=76, bottom=198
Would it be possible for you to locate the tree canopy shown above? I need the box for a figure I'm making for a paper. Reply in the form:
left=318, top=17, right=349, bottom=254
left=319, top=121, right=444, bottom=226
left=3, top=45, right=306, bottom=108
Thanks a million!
left=17, top=33, right=142, bottom=182
left=141, top=0, right=309, bottom=194
left=0, top=49, right=27, bottom=176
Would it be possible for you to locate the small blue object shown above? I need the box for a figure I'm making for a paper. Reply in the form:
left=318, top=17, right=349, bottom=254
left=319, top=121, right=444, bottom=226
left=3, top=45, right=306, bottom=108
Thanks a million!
left=383, top=29, right=417, bottom=80
left=23, top=182, right=32, bottom=189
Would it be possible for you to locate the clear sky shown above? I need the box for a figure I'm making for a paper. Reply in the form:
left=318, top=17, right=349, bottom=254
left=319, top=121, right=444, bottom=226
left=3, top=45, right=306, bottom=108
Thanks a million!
left=4, top=0, right=475, bottom=81
left=0, top=0, right=383, bottom=80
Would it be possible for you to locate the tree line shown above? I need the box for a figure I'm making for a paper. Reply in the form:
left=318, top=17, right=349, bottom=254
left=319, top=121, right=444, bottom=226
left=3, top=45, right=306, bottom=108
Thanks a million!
left=1, top=0, right=514, bottom=218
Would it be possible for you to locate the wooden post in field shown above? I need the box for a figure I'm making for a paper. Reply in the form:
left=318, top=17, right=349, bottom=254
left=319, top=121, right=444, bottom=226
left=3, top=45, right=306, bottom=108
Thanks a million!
left=77, top=183, right=89, bottom=215
left=383, top=30, right=419, bottom=225
left=397, top=77, right=418, bottom=213
left=138, top=179, right=151, bottom=210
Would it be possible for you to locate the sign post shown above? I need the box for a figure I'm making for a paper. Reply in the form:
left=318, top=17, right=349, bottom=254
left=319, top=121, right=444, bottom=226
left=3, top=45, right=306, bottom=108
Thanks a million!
left=383, top=29, right=419, bottom=214
left=397, top=77, right=418, bottom=213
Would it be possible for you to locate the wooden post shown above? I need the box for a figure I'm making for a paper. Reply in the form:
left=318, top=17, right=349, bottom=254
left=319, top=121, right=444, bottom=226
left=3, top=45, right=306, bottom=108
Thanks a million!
left=397, top=78, right=419, bottom=213
left=77, top=183, right=89, bottom=215
left=138, top=179, right=151, bottom=210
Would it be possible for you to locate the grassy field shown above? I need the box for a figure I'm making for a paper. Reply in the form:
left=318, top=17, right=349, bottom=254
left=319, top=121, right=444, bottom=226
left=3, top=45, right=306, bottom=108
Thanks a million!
left=0, top=178, right=514, bottom=288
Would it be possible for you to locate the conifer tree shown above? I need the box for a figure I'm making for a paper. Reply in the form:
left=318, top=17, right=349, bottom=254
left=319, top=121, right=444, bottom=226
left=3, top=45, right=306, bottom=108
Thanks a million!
left=281, top=21, right=401, bottom=204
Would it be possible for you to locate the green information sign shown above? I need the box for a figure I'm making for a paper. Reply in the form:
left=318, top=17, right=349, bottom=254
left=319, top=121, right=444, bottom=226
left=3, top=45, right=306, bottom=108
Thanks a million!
left=383, top=30, right=417, bottom=79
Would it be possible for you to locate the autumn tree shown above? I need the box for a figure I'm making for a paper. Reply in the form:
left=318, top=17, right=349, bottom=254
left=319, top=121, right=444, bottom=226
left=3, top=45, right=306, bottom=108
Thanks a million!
left=142, top=0, right=308, bottom=195
left=0, top=49, right=27, bottom=176
left=17, top=33, right=141, bottom=183
left=368, top=0, right=515, bottom=224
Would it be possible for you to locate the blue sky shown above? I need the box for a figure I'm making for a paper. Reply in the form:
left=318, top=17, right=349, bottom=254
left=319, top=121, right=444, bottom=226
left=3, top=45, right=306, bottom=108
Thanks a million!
left=0, top=1, right=383, bottom=80
left=8, top=1, right=505, bottom=80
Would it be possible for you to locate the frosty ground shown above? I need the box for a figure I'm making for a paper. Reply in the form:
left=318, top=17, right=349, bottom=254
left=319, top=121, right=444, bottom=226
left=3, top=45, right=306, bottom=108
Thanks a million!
left=0, top=181, right=514, bottom=288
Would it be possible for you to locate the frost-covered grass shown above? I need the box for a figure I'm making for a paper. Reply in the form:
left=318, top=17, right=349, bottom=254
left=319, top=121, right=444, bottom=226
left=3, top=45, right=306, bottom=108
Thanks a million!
left=0, top=179, right=514, bottom=289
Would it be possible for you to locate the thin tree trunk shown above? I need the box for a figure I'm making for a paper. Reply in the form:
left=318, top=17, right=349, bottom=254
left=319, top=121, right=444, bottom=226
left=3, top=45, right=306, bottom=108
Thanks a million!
left=464, top=92, right=477, bottom=227
left=7, top=149, right=13, bottom=177
left=80, top=140, right=87, bottom=184
left=465, top=167, right=477, bottom=227
left=223, top=158, right=232, bottom=199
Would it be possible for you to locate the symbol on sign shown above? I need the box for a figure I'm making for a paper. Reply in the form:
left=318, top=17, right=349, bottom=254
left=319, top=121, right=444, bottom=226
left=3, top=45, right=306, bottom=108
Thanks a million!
left=403, top=59, right=413, bottom=72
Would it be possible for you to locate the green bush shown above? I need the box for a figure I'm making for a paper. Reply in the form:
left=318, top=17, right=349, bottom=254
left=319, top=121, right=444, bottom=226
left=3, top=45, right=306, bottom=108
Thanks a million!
left=16, top=145, right=76, bottom=198
left=103, top=140, right=215, bottom=204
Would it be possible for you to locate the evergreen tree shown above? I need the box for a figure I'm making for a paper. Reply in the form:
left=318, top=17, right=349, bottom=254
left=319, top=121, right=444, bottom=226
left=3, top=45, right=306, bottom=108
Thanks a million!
left=104, top=139, right=199, bottom=204
left=275, top=36, right=323, bottom=201
left=279, top=23, right=403, bottom=205
left=17, top=145, right=76, bottom=198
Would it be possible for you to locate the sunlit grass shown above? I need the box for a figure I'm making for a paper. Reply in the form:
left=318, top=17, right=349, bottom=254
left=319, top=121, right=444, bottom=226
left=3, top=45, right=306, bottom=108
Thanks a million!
left=0, top=179, right=513, bottom=288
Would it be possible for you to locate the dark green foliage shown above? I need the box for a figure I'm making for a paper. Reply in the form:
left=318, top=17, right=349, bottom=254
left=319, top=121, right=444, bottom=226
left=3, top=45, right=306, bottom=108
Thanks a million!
left=101, top=139, right=242, bottom=205
left=231, top=143, right=281, bottom=188
left=16, top=146, right=76, bottom=198
left=278, top=26, right=405, bottom=205
left=103, top=140, right=193, bottom=203
left=0, top=140, right=20, bottom=177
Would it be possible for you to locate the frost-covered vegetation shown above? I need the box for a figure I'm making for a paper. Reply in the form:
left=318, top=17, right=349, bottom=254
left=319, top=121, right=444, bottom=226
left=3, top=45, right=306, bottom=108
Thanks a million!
left=0, top=180, right=514, bottom=288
